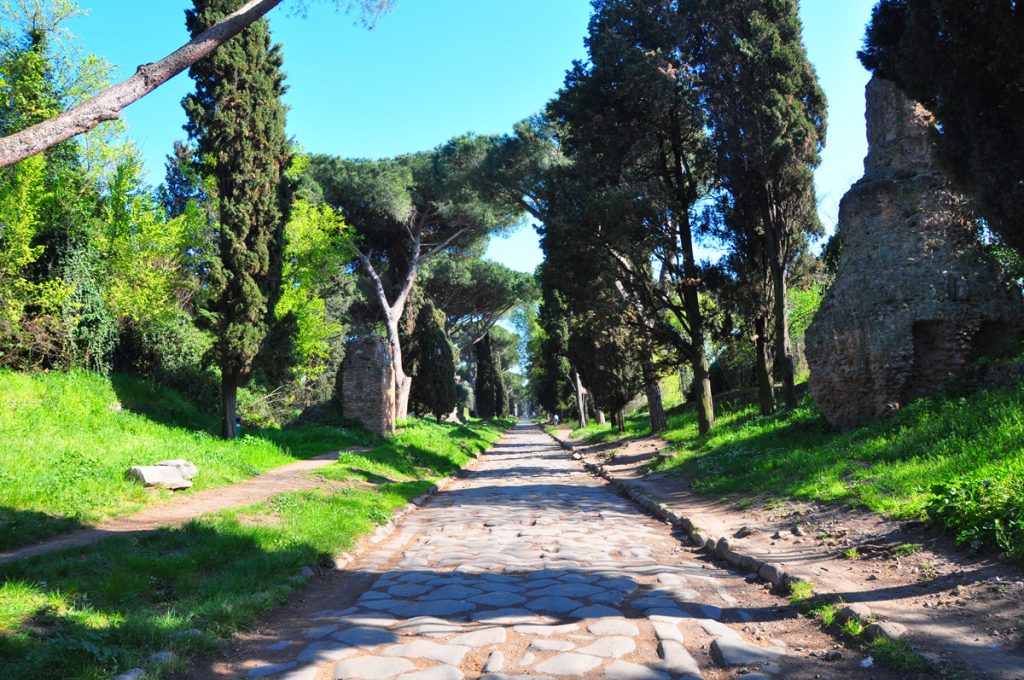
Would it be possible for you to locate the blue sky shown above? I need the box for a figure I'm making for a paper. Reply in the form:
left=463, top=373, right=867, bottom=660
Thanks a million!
left=67, top=0, right=876, bottom=273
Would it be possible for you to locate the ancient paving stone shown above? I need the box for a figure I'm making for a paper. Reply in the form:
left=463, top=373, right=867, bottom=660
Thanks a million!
left=587, top=619, right=639, bottom=636
left=395, top=666, right=464, bottom=680
left=528, top=639, right=575, bottom=651
left=429, top=585, right=483, bottom=600
left=449, top=626, right=506, bottom=647
left=297, top=641, right=359, bottom=663
left=471, top=591, right=527, bottom=607
left=526, top=595, right=583, bottom=613
left=332, top=626, right=399, bottom=648
left=534, top=652, right=602, bottom=676
left=333, top=656, right=415, bottom=679
left=569, top=604, right=622, bottom=619
left=280, top=666, right=318, bottom=680
left=405, top=599, right=476, bottom=618
left=657, top=640, right=702, bottom=677
left=383, top=640, right=471, bottom=664
left=576, top=635, right=635, bottom=658
left=302, top=624, right=338, bottom=639
left=484, top=650, right=505, bottom=673
left=651, top=621, right=684, bottom=643
left=512, top=623, right=579, bottom=636
left=605, top=661, right=670, bottom=680
left=710, top=637, right=785, bottom=666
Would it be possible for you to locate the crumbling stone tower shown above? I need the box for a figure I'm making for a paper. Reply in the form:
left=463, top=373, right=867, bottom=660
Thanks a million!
left=805, top=77, right=1023, bottom=430
left=340, top=336, right=396, bottom=436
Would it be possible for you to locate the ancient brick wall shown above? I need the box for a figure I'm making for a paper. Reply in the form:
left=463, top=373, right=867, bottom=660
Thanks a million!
left=340, top=336, right=396, bottom=436
left=805, top=78, right=1023, bottom=430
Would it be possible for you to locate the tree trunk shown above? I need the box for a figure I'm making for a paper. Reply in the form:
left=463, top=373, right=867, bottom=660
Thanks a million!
left=0, top=0, right=286, bottom=169
left=221, top=378, right=238, bottom=440
left=771, top=260, right=797, bottom=408
left=614, top=409, right=625, bottom=432
left=595, top=409, right=606, bottom=425
left=386, top=320, right=412, bottom=421
left=754, top=314, right=776, bottom=416
left=573, top=370, right=588, bottom=429
left=641, top=352, right=667, bottom=433
left=676, top=211, right=715, bottom=435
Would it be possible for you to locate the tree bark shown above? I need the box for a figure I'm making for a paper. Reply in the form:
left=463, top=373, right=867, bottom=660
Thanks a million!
left=641, top=351, right=667, bottom=434
left=614, top=409, right=625, bottom=432
left=754, top=314, right=776, bottom=416
left=0, top=0, right=284, bottom=169
left=770, top=259, right=797, bottom=408
left=676, top=214, right=715, bottom=435
left=221, top=378, right=238, bottom=439
left=573, top=369, right=588, bottom=429
left=386, top=315, right=413, bottom=422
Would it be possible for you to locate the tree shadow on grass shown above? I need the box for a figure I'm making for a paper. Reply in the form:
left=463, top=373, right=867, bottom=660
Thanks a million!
left=0, top=507, right=87, bottom=554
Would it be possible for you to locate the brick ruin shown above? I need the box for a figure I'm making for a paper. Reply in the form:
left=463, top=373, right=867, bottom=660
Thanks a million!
left=340, top=335, right=396, bottom=436
left=805, top=77, right=1023, bottom=430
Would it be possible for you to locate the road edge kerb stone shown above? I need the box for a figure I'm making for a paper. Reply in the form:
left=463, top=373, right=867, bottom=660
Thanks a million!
left=537, top=425, right=910, bottom=649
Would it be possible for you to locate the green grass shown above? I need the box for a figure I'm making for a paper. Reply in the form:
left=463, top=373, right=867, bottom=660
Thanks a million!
left=566, top=380, right=1024, bottom=555
left=0, top=369, right=385, bottom=551
left=0, top=401, right=511, bottom=679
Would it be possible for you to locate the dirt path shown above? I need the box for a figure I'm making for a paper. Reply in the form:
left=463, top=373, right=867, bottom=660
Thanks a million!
left=0, top=451, right=350, bottom=565
left=191, top=422, right=895, bottom=680
left=551, top=426, right=1024, bottom=679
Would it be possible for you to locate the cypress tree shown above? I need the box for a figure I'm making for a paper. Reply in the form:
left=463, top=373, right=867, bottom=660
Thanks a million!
left=183, top=0, right=290, bottom=438
left=474, top=332, right=505, bottom=419
left=409, top=301, right=458, bottom=423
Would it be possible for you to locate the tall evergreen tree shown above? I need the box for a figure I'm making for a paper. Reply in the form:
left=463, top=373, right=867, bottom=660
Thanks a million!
left=474, top=332, right=505, bottom=419
left=183, top=0, right=290, bottom=438
left=409, top=301, right=458, bottom=423
left=697, top=0, right=826, bottom=409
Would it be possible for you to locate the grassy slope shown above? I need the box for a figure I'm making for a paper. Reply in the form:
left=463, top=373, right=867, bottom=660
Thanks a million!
left=0, top=370, right=373, bottom=550
left=571, top=382, right=1024, bottom=519
left=0, top=370, right=512, bottom=678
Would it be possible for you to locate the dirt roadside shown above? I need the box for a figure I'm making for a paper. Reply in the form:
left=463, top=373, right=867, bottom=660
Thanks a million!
left=549, top=426, right=1024, bottom=680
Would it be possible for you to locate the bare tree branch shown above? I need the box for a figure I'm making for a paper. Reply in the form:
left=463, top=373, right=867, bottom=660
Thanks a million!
left=0, top=0, right=285, bottom=168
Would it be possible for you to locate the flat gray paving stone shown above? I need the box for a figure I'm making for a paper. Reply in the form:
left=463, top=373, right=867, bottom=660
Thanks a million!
left=484, top=650, right=505, bottom=672
left=383, top=640, right=471, bottom=665
left=334, top=656, right=415, bottom=680
left=630, top=597, right=679, bottom=611
left=588, top=619, right=639, bottom=636
left=518, top=651, right=537, bottom=666
left=528, top=639, right=575, bottom=651
left=358, top=591, right=390, bottom=601
left=389, top=583, right=432, bottom=597
left=472, top=608, right=546, bottom=624
left=534, top=653, right=602, bottom=676
left=657, top=640, right=702, bottom=677
left=429, top=585, right=484, bottom=600
left=512, top=623, right=579, bottom=636
left=569, top=604, right=622, bottom=619
left=527, top=583, right=604, bottom=599
left=297, top=641, right=359, bottom=663
left=449, top=626, right=506, bottom=647
left=248, top=662, right=297, bottom=678
left=405, top=599, right=476, bottom=617
left=605, top=661, right=670, bottom=680
left=710, top=637, right=785, bottom=666
left=332, top=626, right=399, bottom=648
left=576, top=636, right=635, bottom=658
left=395, top=666, right=464, bottom=680
left=471, top=591, right=526, bottom=607
left=302, top=624, right=338, bottom=639
left=280, top=666, right=318, bottom=680
left=651, top=621, right=684, bottom=643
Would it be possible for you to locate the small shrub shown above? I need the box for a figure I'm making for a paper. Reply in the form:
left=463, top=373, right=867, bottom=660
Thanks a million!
left=927, top=466, right=1024, bottom=563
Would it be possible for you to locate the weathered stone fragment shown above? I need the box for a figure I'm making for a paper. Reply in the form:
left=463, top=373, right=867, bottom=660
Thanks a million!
left=127, top=466, right=192, bottom=490
left=340, top=336, right=396, bottom=436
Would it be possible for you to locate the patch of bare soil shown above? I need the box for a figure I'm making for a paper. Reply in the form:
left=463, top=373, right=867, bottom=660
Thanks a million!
left=559, top=429, right=1024, bottom=679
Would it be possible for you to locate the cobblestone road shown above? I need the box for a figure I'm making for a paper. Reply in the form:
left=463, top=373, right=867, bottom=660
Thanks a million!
left=250, top=423, right=861, bottom=680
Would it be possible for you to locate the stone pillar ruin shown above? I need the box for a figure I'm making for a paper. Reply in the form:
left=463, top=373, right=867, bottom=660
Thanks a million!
left=805, top=77, right=1023, bottom=430
left=340, top=336, right=396, bottom=436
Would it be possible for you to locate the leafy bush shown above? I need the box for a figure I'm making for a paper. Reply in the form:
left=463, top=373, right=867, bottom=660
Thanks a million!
left=927, top=466, right=1024, bottom=563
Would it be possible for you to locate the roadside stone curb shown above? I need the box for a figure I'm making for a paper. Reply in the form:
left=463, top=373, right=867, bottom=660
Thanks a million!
left=539, top=426, right=910, bottom=647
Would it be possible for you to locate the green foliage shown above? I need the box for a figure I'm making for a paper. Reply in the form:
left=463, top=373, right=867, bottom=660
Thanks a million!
left=474, top=332, right=506, bottom=419
left=860, top=0, right=1024, bottom=255
left=184, top=0, right=291, bottom=435
left=276, top=198, right=357, bottom=380
left=409, top=301, right=458, bottom=422
left=928, top=466, right=1024, bottom=563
